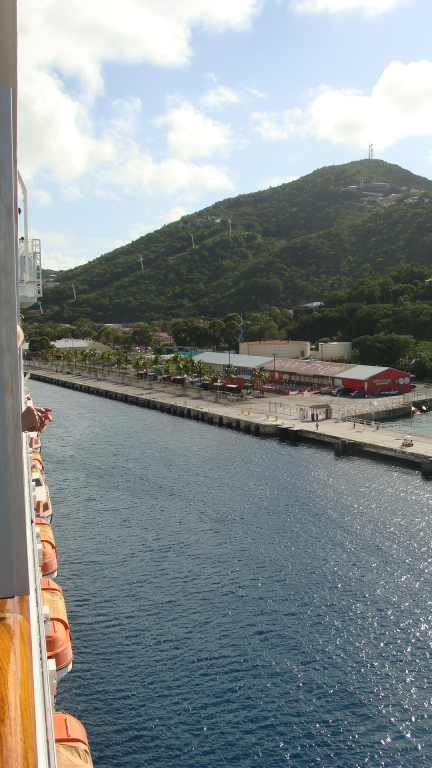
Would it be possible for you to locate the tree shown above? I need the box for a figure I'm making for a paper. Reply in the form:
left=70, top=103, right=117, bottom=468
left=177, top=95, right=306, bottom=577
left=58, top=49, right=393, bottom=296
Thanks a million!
left=152, top=354, right=163, bottom=373
left=162, top=359, right=175, bottom=376
left=208, top=319, right=225, bottom=349
left=131, top=322, right=153, bottom=350
left=251, top=365, right=269, bottom=389
left=171, top=352, right=184, bottom=373
left=352, top=333, right=416, bottom=368
left=222, top=313, right=242, bottom=348
left=133, top=356, right=145, bottom=376
left=194, top=360, right=208, bottom=383
left=29, top=335, right=52, bottom=353
left=187, top=323, right=213, bottom=349
left=224, top=364, right=237, bottom=378
left=172, top=320, right=191, bottom=347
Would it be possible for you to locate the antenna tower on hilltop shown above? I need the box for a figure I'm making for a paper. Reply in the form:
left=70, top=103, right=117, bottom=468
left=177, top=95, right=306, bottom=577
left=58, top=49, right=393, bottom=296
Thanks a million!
left=368, top=141, right=373, bottom=160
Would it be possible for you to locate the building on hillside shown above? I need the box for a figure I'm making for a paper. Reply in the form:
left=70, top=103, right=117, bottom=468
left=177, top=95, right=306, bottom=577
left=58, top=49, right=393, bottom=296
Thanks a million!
left=194, top=352, right=273, bottom=375
left=239, top=340, right=310, bottom=358
left=153, top=332, right=174, bottom=346
left=52, top=339, right=89, bottom=350
left=263, top=359, right=410, bottom=394
left=310, top=341, right=352, bottom=360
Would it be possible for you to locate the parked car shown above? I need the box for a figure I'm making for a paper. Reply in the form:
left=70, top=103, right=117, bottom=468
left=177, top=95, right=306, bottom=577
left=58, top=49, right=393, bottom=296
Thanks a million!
left=334, top=387, right=353, bottom=397
left=350, top=390, right=371, bottom=398
left=320, top=386, right=337, bottom=395
left=410, top=384, right=417, bottom=390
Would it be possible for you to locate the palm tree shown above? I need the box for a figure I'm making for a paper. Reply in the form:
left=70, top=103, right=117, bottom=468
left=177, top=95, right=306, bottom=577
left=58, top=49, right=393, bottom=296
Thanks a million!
left=162, top=358, right=175, bottom=377
left=194, top=360, right=208, bottom=385
left=211, top=370, right=224, bottom=397
left=100, top=350, right=111, bottom=374
left=171, top=352, right=184, bottom=374
left=114, top=350, right=126, bottom=374
left=189, top=358, right=198, bottom=378
left=64, top=349, right=74, bottom=371
left=72, top=348, right=81, bottom=370
left=152, top=354, right=162, bottom=374
left=251, top=366, right=269, bottom=391
left=122, top=351, right=132, bottom=371
left=181, top=355, right=194, bottom=375
left=133, top=356, right=145, bottom=377
left=87, top=348, right=100, bottom=372
left=224, top=363, right=236, bottom=379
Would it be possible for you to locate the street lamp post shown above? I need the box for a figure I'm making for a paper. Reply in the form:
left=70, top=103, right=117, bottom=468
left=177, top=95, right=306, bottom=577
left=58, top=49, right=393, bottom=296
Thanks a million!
left=273, top=353, right=276, bottom=387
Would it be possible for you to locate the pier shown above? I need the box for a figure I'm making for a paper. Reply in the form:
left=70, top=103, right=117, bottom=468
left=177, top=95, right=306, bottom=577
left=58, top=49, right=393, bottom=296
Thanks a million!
left=26, top=366, right=432, bottom=476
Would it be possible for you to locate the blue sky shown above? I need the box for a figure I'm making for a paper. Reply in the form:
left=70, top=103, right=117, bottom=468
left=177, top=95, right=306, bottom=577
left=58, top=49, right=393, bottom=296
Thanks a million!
left=17, top=0, right=432, bottom=271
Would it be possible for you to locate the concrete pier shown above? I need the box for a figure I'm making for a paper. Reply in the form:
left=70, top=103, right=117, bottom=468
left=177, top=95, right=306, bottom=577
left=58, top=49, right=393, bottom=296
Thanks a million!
left=27, top=367, right=432, bottom=474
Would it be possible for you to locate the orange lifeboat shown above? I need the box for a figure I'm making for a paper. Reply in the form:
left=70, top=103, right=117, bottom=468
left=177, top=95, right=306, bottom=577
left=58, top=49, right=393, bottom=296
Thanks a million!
left=35, top=518, right=58, bottom=578
left=45, top=617, right=73, bottom=681
left=28, top=432, right=41, bottom=450
left=31, top=449, right=44, bottom=472
left=53, top=712, right=93, bottom=767
left=32, top=469, right=52, bottom=522
left=41, top=578, right=73, bottom=679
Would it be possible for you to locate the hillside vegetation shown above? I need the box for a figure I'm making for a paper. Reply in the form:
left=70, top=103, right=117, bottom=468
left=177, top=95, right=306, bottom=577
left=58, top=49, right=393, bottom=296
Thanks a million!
left=42, top=159, right=432, bottom=324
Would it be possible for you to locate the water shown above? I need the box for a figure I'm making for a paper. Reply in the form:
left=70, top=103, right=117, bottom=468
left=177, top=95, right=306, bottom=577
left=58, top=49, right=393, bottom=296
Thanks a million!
left=31, top=380, right=432, bottom=767
left=393, top=411, right=432, bottom=438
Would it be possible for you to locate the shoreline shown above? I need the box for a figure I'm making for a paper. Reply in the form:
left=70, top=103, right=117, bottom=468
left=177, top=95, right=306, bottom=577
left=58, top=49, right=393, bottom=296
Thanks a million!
left=27, top=367, right=432, bottom=477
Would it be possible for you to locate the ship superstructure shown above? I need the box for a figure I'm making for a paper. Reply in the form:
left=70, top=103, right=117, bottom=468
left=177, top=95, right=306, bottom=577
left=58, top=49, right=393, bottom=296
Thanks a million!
left=0, top=1, right=93, bottom=765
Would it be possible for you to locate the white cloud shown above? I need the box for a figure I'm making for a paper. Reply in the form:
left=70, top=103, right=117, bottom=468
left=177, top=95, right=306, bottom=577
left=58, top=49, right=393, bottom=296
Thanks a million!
left=110, top=153, right=234, bottom=194
left=291, top=0, right=408, bottom=16
left=31, top=230, right=125, bottom=270
left=246, top=87, right=268, bottom=98
left=20, top=0, right=263, bottom=96
left=154, top=101, right=233, bottom=159
left=253, top=60, right=432, bottom=153
left=200, top=86, right=239, bottom=108
left=18, top=0, right=261, bottom=194
left=307, top=60, right=432, bottom=150
left=252, top=108, right=303, bottom=139
left=166, top=205, right=189, bottom=222
left=265, top=175, right=298, bottom=187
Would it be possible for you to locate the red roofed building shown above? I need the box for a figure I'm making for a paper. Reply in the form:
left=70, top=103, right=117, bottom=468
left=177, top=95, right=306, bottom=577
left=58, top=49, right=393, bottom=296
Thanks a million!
left=264, top=359, right=411, bottom=394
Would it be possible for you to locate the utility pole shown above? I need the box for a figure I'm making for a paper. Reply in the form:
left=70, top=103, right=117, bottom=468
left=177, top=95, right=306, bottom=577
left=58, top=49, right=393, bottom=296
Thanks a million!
left=228, top=219, right=232, bottom=236
left=72, top=284, right=77, bottom=300
left=137, top=255, right=144, bottom=271
left=191, top=235, right=194, bottom=248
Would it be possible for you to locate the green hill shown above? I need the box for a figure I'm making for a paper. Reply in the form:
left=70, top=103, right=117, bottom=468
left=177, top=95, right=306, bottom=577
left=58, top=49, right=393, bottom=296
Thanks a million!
left=42, top=159, right=432, bottom=323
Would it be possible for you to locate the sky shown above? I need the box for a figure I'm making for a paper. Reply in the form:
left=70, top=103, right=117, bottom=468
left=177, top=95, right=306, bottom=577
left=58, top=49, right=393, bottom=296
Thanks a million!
left=17, top=0, right=432, bottom=271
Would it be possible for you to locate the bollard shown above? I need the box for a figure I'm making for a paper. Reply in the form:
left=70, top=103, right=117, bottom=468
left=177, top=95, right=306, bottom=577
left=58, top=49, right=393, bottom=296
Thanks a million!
left=275, top=415, right=278, bottom=421
left=266, top=413, right=269, bottom=419
left=247, top=410, right=251, bottom=416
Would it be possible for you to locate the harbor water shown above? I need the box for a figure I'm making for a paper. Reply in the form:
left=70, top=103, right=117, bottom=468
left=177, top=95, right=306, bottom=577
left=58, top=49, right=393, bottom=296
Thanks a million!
left=31, top=380, right=432, bottom=767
